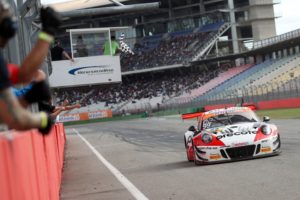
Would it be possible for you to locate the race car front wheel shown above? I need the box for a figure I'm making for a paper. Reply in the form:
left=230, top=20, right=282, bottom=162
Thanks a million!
left=185, top=136, right=193, bottom=162
left=193, top=146, right=202, bottom=166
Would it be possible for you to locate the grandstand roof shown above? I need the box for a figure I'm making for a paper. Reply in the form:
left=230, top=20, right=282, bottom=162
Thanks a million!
left=46, top=0, right=129, bottom=12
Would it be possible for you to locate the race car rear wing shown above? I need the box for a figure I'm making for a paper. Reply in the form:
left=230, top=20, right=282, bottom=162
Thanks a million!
left=181, top=112, right=203, bottom=120
left=242, top=103, right=257, bottom=110
left=181, top=104, right=257, bottom=120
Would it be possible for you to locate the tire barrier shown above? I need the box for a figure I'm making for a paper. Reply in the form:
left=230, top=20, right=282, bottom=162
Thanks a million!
left=0, top=123, right=66, bottom=200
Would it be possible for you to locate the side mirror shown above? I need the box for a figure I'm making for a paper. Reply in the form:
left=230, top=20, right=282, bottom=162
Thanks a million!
left=263, top=116, right=270, bottom=122
left=188, top=126, right=196, bottom=132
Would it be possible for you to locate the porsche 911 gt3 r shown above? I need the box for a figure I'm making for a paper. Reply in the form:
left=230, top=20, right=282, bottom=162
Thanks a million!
left=183, top=107, right=281, bottom=165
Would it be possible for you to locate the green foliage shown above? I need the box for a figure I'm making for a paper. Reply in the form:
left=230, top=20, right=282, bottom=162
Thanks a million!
left=256, top=108, right=300, bottom=119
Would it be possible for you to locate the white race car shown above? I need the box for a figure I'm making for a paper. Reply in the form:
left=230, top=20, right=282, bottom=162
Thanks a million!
left=183, top=107, right=281, bottom=165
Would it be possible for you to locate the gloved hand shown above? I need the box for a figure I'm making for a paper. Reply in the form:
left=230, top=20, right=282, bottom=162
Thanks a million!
left=23, top=81, right=51, bottom=104
left=38, top=112, right=54, bottom=135
left=40, top=7, right=61, bottom=35
left=38, top=101, right=56, bottom=113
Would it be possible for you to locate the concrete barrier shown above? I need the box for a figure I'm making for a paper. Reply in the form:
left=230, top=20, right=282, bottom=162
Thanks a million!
left=257, top=97, right=300, bottom=110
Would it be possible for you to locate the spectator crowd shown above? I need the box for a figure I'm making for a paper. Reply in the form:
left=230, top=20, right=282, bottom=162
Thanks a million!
left=121, top=29, right=219, bottom=71
left=53, top=65, right=230, bottom=109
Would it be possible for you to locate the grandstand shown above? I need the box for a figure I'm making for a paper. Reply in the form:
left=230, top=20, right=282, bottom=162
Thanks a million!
left=202, top=55, right=299, bottom=99
left=50, top=0, right=285, bottom=116
left=50, top=0, right=300, bottom=116
left=2, top=0, right=288, bottom=116
left=17, top=1, right=289, bottom=118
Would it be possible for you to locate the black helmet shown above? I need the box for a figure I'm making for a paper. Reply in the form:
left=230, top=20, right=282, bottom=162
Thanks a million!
left=0, top=0, right=17, bottom=39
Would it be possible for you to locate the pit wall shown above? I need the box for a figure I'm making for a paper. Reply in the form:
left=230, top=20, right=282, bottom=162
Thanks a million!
left=204, top=97, right=300, bottom=111
left=0, top=123, right=66, bottom=200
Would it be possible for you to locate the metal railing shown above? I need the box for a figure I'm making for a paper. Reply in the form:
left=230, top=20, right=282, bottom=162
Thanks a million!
left=205, top=77, right=300, bottom=105
left=253, top=29, right=300, bottom=49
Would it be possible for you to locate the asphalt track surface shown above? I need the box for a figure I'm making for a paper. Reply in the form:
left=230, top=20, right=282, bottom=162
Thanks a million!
left=61, top=117, right=300, bottom=200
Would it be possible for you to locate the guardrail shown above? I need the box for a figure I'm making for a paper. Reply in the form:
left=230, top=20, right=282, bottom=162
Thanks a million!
left=0, top=123, right=66, bottom=200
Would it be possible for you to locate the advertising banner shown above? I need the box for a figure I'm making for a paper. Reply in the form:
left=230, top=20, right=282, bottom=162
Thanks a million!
left=57, top=110, right=112, bottom=122
left=88, top=110, right=113, bottom=119
left=49, top=56, right=121, bottom=87
left=56, top=113, right=81, bottom=122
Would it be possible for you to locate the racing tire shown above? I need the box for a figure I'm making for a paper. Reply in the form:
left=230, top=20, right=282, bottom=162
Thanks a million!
left=274, top=134, right=281, bottom=154
left=184, top=136, right=188, bottom=149
left=277, top=134, right=281, bottom=149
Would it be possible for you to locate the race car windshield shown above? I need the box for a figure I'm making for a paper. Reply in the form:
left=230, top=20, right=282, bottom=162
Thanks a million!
left=202, top=110, right=259, bottom=129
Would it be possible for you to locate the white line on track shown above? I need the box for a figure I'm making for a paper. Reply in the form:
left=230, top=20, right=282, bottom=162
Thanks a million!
left=73, top=128, right=149, bottom=200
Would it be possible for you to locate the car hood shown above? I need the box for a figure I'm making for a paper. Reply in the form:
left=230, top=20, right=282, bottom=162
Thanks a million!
left=205, top=122, right=261, bottom=146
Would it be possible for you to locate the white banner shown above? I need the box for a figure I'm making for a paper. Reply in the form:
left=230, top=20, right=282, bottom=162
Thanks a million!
left=49, top=55, right=122, bottom=87
left=88, top=110, right=109, bottom=119
left=56, top=110, right=112, bottom=122
left=57, top=114, right=80, bottom=122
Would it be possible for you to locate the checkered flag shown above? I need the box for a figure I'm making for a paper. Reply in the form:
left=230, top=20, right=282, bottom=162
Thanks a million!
left=119, top=33, right=134, bottom=55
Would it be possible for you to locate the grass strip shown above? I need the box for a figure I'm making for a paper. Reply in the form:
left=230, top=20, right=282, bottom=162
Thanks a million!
left=256, top=108, right=300, bottom=119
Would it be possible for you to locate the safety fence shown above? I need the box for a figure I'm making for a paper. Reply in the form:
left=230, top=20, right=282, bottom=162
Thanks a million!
left=0, top=123, right=66, bottom=200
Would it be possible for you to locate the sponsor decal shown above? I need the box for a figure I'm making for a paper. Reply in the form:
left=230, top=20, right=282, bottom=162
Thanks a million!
left=58, top=114, right=80, bottom=122
left=68, top=65, right=113, bottom=75
left=232, top=142, right=249, bottom=147
left=187, top=136, right=193, bottom=147
left=261, top=147, right=271, bottom=152
left=198, top=146, right=218, bottom=150
left=209, top=154, right=221, bottom=160
left=206, top=127, right=224, bottom=133
left=206, top=107, right=249, bottom=116
left=216, top=131, right=257, bottom=140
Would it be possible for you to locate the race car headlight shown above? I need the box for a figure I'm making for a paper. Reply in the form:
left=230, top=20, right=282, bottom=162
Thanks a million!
left=202, top=133, right=213, bottom=144
left=261, top=125, right=271, bottom=135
